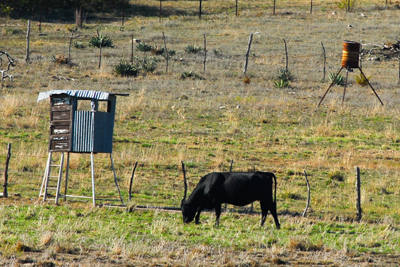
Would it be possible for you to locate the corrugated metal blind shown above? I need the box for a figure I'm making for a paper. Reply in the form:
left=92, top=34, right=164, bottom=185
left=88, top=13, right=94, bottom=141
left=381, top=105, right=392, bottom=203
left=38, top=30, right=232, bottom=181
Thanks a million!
left=72, top=111, right=94, bottom=152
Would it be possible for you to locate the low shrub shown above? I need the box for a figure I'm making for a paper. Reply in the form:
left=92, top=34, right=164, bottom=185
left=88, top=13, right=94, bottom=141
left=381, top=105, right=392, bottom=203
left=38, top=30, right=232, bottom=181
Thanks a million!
left=355, top=73, right=371, bottom=86
left=137, top=43, right=153, bottom=53
left=114, top=60, right=139, bottom=77
left=185, top=45, right=202, bottom=54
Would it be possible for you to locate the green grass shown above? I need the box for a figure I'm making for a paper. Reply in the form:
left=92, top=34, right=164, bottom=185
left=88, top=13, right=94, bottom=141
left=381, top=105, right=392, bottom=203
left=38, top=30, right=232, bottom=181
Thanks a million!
left=2, top=0, right=400, bottom=265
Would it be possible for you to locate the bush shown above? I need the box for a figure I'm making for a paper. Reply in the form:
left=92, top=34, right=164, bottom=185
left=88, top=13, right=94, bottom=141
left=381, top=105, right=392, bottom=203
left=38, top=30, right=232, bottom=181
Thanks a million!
left=89, top=34, right=114, bottom=48
left=114, top=60, right=139, bottom=77
left=355, top=73, right=371, bottom=86
left=139, top=56, right=158, bottom=73
left=52, top=55, right=69, bottom=64
left=74, top=41, right=85, bottom=49
left=185, top=45, right=202, bottom=54
left=274, top=68, right=292, bottom=88
left=181, top=71, right=204, bottom=80
left=336, top=0, right=358, bottom=12
left=137, top=43, right=153, bottom=53
left=328, top=171, right=345, bottom=182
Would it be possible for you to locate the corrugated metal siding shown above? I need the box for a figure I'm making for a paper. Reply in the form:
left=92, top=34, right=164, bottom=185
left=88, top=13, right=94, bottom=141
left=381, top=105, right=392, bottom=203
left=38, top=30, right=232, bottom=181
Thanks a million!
left=38, top=90, right=110, bottom=102
left=72, top=111, right=94, bottom=152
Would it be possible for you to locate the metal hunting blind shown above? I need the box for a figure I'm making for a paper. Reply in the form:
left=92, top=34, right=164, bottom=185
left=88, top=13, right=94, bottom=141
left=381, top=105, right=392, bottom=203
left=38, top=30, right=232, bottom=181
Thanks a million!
left=37, top=90, right=129, bottom=206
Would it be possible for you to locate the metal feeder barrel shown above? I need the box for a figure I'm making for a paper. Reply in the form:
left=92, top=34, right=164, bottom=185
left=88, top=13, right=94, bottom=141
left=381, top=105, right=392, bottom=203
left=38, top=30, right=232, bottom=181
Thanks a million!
left=342, top=41, right=361, bottom=69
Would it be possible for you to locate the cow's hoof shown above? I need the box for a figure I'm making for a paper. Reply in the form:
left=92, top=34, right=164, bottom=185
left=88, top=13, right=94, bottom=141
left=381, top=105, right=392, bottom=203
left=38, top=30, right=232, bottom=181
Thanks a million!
left=195, top=221, right=201, bottom=225
left=276, top=224, right=281, bottom=230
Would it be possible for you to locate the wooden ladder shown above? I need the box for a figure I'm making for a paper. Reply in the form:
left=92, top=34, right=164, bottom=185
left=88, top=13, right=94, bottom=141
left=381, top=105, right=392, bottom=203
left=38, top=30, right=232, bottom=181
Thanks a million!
left=39, top=152, right=64, bottom=204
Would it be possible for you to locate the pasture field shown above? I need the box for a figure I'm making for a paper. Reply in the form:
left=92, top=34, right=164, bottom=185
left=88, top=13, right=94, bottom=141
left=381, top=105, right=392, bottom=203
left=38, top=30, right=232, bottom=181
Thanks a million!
left=1, top=0, right=400, bottom=265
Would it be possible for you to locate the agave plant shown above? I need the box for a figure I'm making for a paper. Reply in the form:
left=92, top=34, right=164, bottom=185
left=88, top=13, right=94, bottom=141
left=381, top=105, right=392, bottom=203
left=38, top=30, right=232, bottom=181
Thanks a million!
left=89, top=34, right=113, bottom=48
left=328, top=72, right=345, bottom=86
left=277, top=68, right=293, bottom=82
left=114, top=59, right=139, bottom=77
left=185, top=45, right=202, bottom=54
left=274, top=79, right=290, bottom=88
left=137, top=43, right=153, bottom=53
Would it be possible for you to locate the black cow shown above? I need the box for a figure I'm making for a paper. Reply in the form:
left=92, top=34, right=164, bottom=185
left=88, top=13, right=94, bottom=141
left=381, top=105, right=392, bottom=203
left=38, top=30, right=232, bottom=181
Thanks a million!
left=181, top=171, right=280, bottom=229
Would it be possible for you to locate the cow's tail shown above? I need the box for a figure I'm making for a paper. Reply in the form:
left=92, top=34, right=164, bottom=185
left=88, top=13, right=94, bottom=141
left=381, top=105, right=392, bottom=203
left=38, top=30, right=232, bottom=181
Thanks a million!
left=272, top=173, right=277, bottom=203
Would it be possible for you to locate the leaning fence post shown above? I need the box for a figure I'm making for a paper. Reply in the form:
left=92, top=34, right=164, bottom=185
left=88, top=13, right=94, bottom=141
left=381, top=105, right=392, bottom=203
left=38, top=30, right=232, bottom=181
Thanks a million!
left=356, top=167, right=362, bottom=221
left=3, top=143, right=11, bottom=198
left=321, top=42, right=326, bottom=82
left=243, top=33, right=254, bottom=75
left=128, top=161, right=138, bottom=201
left=302, top=170, right=311, bottom=217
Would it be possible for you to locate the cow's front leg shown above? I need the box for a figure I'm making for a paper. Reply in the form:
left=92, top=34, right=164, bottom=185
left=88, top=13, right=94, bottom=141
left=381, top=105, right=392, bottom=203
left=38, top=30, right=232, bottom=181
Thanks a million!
left=195, top=207, right=204, bottom=224
left=215, top=204, right=222, bottom=227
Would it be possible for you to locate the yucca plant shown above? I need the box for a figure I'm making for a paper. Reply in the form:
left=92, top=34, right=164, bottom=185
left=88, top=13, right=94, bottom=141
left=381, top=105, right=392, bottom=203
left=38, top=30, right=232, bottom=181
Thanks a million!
left=74, top=41, right=85, bottom=49
left=114, top=59, right=139, bottom=77
left=274, top=68, right=292, bottom=88
left=328, top=72, right=345, bottom=86
left=181, top=71, right=203, bottom=80
left=277, top=68, right=293, bottom=82
left=355, top=73, right=371, bottom=86
left=185, top=45, right=202, bottom=54
left=89, top=34, right=113, bottom=48
left=139, top=56, right=158, bottom=73
left=274, top=79, right=290, bottom=88
left=137, top=43, right=153, bottom=53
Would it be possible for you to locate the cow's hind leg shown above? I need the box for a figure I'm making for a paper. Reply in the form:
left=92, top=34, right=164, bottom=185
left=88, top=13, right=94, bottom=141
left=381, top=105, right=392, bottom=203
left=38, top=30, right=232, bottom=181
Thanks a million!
left=261, top=201, right=280, bottom=229
left=270, top=201, right=281, bottom=229
left=260, top=201, right=268, bottom=226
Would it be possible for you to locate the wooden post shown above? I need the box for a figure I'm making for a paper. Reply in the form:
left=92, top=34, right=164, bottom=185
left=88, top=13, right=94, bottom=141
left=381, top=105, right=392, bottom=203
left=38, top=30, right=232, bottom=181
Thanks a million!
left=243, top=33, right=254, bottom=75
left=199, top=0, right=202, bottom=19
left=39, top=1, right=43, bottom=33
left=310, top=0, right=313, bottom=14
left=302, top=170, right=310, bottom=217
left=162, top=32, right=168, bottom=73
left=356, top=167, right=362, bottom=221
left=129, top=161, right=138, bottom=201
left=159, top=0, right=162, bottom=22
left=236, top=0, right=238, bottom=16
left=273, top=0, right=276, bottom=15
left=203, top=34, right=207, bottom=74
left=25, top=20, right=30, bottom=64
left=283, top=39, right=288, bottom=72
left=69, top=33, right=73, bottom=65
left=3, top=144, right=11, bottom=198
left=398, top=51, right=400, bottom=85
left=97, top=30, right=102, bottom=69
left=230, top=159, right=234, bottom=172
left=321, top=42, right=326, bottom=82
left=122, top=0, right=125, bottom=26
left=131, top=34, right=134, bottom=64
left=181, top=161, right=188, bottom=202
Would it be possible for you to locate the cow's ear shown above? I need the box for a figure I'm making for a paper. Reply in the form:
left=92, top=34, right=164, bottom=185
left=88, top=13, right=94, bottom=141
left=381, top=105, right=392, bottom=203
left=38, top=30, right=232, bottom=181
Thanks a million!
left=181, top=200, right=186, bottom=206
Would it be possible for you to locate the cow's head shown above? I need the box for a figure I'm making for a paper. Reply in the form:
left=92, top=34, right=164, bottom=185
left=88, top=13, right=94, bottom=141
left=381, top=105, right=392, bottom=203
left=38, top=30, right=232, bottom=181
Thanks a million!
left=181, top=200, right=196, bottom=224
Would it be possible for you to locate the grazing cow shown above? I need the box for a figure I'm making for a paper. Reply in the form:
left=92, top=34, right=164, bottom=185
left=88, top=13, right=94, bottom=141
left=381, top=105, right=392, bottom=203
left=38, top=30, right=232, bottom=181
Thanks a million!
left=181, top=171, right=280, bottom=229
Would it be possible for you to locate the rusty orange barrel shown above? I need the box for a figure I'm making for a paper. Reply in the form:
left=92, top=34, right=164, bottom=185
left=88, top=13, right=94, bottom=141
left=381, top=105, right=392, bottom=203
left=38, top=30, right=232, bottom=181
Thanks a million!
left=342, top=41, right=361, bottom=68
